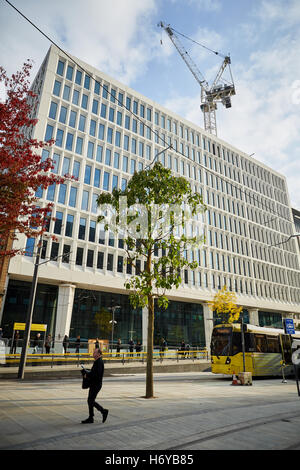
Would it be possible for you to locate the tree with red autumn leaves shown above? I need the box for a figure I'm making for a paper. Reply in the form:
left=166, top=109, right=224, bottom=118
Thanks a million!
left=0, top=60, right=67, bottom=310
left=0, top=60, right=65, bottom=256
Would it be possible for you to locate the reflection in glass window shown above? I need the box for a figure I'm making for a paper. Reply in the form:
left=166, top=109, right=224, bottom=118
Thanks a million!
left=47, top=183, right=56, bottom=201
left=49, top=101, right=58, bottom=119
left=25, top=238, right=35, bottom=257
left=96, top=145, right=103, bottom=162
left=79, top=114, right=86, bottom=132
left=94, top=81, right=100, bottom=95
left=54, top=211, right=63, bottom=234
left=84, top=75, right=90, bottom=90
left=72, top=89, right=79, bottom=105
left=103, top=172, right=110, bottom=191
left=58, top=183, right=67, bottom=204
left=63, top=85, right=71, bottom=101
left=52, top=154, right=60, bottom=173
left=65, top=133, right=74, bottom=151
left=45, top=124, right=54, bottom=142
left=59, top=106, right=67, bottom=124
left=65, top=214, right=74, bottom=237
left=75, top=137, right=83, bottom=155
left=75, top=70, right=82, bottom=85
left=78, top=217, right=86, bottom=239
left=81, top=191, right=89, bottom=211
left=69, top=186, right=77, bottom=207
left=57, top=60, right=64, bottom=76
left=53, top=80, right=61, bottom=97
left=81, top=94, right=88, bottom=109
left=84, top=165, right=91, bottom=184
left=56, top=129, right=64, bottom=147
left=94, top=169, right=101, bottom=188
left=69, top=110, right=77, bottom=128
left=66, top=65, right=73, bottom=81
left=87, top=141, right=94, bottom=159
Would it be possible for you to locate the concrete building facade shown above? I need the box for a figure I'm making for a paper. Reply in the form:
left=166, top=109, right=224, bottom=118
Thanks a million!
left=1, top=46, right=300, bottom=350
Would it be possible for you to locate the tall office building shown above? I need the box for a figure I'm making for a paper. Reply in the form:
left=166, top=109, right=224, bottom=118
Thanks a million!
left=1, top=45, right=300, bottom=349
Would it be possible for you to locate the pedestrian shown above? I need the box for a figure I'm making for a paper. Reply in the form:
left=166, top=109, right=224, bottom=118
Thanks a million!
left=135, top=340, right=142, bottom=359
left=128, top=338, right=134, bottom=358
left=185, top=342, right=190, bottom=358
left=11, top=330, right=20, bottom=354
left=116, top=338, right=121, bottom=357
left=180, top=339, right=185, bottom=359
left=75, top=335, right=81, bottom=354
left=95, top=338, right=100, bottom=350
left=81, top=348, right=109, bottom=424
left=0, top=328, right=3, bottom=339
left=32, top=333, right=41, bottom=354
left=160, top=337, right=167, bottom=359
left=45, top=334, right=51, bottom=354
left=63, top=334, right=69, bottom=354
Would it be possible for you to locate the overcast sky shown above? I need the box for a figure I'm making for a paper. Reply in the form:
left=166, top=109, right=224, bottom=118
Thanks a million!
left=1, top=0, right=299, bottom=210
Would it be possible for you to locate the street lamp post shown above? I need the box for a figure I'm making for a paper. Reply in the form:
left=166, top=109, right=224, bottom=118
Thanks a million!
left=108, top=305, right=120, bottom=354
left=17, top=232, right=72, bottom=379
left=18, top=235, right=42, bottom=379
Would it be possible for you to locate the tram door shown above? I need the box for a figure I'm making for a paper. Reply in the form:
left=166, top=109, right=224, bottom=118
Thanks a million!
left=280, top=335, right=292, bottom=365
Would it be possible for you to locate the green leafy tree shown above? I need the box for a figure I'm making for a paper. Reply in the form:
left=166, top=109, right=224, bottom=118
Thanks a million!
left=97, top=162, right=206, bottom=398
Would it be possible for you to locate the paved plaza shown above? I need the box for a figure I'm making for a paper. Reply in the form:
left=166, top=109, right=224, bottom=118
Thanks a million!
left=0, top=369, right=300, bottom=452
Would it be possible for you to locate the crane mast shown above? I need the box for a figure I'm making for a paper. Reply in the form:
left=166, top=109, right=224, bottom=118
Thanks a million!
left=158, top=22, right=236, bottom=136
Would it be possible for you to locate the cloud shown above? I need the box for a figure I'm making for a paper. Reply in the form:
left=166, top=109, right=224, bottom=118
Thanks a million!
left=162, top=11, right=300, bottom=210
left=170, top=0, right=221, bottom=12
left=0, top=0, right=158, bottom=85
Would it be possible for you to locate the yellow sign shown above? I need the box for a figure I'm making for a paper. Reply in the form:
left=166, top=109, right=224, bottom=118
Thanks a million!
left=13, top=323, right=47, bottom=332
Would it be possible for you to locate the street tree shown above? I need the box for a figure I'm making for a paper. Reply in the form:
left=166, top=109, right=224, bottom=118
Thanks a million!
left=0, top=61, right=67, bottom=310
left=97, top=162, right=206, bottom=398
left=208, top=285, right=242, bottom=324
left=0, top=60, right=66, bottom=255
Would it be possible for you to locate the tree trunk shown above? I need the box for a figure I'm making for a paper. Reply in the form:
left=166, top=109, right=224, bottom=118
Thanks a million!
left=0, top=234, right=14, bottom=312
left=145, top=294, right=154, bottom=398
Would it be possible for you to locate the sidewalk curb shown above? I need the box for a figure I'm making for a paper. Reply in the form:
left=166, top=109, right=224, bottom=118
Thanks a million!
left=0, top=361, right=211, bottom=380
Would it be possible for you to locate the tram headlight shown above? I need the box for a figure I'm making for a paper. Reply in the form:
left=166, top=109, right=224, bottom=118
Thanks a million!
left=225, top=357, right=231, bottom=364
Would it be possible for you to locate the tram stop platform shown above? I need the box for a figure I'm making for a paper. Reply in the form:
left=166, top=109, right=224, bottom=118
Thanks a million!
left=0, top=358, right=211, bottom=381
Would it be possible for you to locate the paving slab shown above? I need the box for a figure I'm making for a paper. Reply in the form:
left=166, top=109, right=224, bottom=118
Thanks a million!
left=0, top=371, right=300, bottom=453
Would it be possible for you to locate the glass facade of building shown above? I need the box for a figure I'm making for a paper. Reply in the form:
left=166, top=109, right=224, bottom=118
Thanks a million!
left=1, top=280, right=58, bottom=339
left=69, top=289, right=142, bottom=345
left=2, top=46, right=299, bottom=347
left=258, top=311, right=283, bottom=328
left=154, top=300, right=205, bottom=348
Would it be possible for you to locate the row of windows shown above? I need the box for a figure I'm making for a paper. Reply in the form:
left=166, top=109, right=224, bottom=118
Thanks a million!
left=24, top=234, right=299, bottom=302
left=52, top=59, right=296, bottom=233
left=56, top=56, right=289, bottom=205
left=52, top=68, right=292, bottom=230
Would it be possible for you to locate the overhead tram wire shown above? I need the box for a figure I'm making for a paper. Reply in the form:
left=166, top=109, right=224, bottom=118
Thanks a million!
left=4, top=0, right=295, bottom=234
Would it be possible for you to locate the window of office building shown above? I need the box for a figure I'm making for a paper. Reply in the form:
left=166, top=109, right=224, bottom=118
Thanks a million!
left=70, top=289, right=142, bottom=342
left=154, top=301, right=205, bottom=347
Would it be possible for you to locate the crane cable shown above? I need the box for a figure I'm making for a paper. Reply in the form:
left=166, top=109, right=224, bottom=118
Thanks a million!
left=168, top=25, right=227, bottom=59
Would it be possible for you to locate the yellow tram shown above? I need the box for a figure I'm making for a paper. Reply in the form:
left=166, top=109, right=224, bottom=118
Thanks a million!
left=211, top=323, right=300, bottom=377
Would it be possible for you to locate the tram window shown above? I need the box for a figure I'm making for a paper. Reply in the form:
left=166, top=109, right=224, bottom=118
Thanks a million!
left=266, top=336, right=280, bottom=353
left=211, top=328, right=232, bottom=356
left=254, top=334, right=267, bottom=353
left=232, top=332, right=251, bottom=354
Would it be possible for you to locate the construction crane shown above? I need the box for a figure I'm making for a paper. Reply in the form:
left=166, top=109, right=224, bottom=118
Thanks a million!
left=158, top=22, right=236, bottom=136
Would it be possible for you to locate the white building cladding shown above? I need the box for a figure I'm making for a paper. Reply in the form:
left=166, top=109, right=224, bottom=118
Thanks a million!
left=2, top=45, right=300, bottom=348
